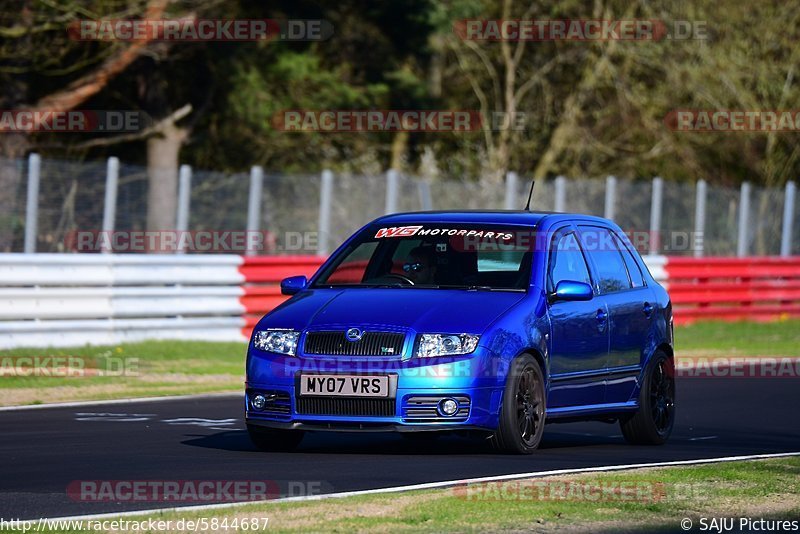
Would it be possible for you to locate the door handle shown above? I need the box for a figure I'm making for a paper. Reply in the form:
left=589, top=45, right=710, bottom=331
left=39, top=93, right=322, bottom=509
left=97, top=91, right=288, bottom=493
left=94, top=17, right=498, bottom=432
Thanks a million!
left=595, top=309, right=608, bottom=329
left=643, top=302, right=653, bottom=318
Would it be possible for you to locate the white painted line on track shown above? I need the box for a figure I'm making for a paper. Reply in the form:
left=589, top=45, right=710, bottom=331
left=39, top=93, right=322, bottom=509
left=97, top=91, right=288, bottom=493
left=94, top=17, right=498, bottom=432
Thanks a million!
left=38, top=450, right=800, bottom=522
left=0, top=392, right=241, bottom=412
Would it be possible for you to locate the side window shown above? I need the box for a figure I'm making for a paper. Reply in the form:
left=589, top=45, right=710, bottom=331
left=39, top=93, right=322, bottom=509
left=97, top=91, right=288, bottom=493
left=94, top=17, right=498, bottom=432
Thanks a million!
left=616, top=235, right=645, bottom=288
left=578, top=226, right=631, bottom=294
left=548, top=232, right=592, bottom=292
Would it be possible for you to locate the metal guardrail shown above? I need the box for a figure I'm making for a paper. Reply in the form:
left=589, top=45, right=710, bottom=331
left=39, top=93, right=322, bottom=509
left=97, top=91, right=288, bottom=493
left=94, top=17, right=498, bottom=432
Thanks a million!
left=665, top=257, right=800, bottom=323
left=1, top=253, right=796, bottom=348
left=0, top=254, right=246, bottom=348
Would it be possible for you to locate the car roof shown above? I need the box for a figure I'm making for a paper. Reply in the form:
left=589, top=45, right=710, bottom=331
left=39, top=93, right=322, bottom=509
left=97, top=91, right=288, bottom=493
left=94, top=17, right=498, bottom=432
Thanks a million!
left=372, top=210, right=614, bottom=227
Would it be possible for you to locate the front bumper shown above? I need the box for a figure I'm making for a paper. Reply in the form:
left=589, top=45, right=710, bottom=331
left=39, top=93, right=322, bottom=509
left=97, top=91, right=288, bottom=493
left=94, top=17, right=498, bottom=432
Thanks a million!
left=246, top=419, right=492, bottom=433
left=245, top=347, right=505, bottom=431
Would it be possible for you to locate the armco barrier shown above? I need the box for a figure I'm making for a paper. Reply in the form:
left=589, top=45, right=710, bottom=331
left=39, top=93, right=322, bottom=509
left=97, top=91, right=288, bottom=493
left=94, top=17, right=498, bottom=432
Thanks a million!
left=664, top=257, right=800, bottom=324
left=1, top=254, right=796, bottom=348
left=0, top=254, right=246, bottom=348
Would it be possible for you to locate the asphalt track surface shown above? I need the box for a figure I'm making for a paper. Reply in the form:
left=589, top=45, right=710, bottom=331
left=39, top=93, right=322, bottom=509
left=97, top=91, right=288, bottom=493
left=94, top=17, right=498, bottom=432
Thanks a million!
left=1, top=377, right=799, bottom=520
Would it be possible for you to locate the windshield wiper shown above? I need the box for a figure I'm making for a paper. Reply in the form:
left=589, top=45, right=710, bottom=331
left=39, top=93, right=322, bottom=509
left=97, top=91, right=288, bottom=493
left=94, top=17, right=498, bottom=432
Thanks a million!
left=463, top=285, right=525, bottom=292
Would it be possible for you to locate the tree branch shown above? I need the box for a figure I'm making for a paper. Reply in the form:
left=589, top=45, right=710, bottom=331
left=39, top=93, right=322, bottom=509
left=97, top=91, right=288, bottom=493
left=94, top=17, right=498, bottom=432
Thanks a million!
left=28, top=0, right=173, bottom=114
left=38, top=103, right=192, bottom=150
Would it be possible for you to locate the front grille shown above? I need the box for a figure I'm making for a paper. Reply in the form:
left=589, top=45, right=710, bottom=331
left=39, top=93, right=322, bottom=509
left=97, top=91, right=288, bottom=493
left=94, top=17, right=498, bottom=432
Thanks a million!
left=304, top=331, right=405, bottom=356
left=296, top=396, right=396, bottom=417
left=403, top=395, right=471, bottom=421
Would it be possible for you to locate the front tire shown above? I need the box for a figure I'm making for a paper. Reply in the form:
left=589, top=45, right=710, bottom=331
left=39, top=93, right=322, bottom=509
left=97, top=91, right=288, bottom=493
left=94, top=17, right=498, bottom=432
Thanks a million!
left=247, top=424, right=304, bottom=452
left=620, top=350, right=675, bottom=445
left=491, top=354, right=546, bottom=454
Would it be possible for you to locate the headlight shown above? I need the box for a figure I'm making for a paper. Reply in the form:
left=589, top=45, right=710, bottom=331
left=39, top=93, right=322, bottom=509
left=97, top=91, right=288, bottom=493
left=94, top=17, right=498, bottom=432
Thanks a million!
left=253, top=329, right=300, bottom=356
left=415, top=333, right=479, bottom=358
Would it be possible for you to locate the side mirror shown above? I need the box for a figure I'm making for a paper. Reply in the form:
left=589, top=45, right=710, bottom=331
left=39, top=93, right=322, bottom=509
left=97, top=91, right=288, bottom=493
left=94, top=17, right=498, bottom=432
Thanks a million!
left=551, top=280, right=593, bottom=302
left=280, top=275, right=308, bottom=296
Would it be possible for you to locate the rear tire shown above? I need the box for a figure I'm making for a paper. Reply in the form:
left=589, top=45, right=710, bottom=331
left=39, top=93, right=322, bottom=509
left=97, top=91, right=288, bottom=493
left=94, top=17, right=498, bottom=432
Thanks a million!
left=491, top=354, right=546, bottom=454
left=620, top=350, right=675, bottom=445
left=247, top=424, right=304, bottom=452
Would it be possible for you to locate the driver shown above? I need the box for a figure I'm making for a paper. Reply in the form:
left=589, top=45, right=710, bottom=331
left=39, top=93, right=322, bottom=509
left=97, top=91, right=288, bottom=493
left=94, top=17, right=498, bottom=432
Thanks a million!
left=403, top=245, right=437, bottom=285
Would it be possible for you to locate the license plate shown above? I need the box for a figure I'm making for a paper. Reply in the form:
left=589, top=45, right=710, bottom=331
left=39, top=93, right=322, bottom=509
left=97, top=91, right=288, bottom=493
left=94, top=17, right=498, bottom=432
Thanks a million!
left=299, top=374, right=389, bottom=397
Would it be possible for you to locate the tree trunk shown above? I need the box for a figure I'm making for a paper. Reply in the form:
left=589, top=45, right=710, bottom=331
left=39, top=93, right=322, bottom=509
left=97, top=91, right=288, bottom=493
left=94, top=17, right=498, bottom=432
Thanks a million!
left=0, top=133, right=30, bottom=252
left=428, top=35, right=444, bottom=98
left=146, top=123, right=188, bottom=237
left=390, top=131, right=409, bottom=171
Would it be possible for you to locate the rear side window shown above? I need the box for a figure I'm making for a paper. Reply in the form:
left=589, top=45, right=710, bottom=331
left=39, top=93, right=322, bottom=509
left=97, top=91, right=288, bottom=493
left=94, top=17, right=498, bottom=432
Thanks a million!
left=548, top=232, right=592, bottom=292
left=578, top=226, right=631, bottom=294
left=617, top=237, right=645, bottom=287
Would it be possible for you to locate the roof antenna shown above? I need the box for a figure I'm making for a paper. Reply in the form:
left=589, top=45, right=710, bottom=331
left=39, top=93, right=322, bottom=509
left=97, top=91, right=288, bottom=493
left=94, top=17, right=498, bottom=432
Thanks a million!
left=524, top=179, right=536, bottom=211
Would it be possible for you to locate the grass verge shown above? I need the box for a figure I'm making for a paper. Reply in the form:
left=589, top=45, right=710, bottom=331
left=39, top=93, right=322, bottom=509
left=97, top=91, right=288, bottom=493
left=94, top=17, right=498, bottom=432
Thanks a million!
left=36, top=457, right=800, bottom=533
left=0, top=340, right=246, bottom=406
left=675, top=319, right=800, bottom=357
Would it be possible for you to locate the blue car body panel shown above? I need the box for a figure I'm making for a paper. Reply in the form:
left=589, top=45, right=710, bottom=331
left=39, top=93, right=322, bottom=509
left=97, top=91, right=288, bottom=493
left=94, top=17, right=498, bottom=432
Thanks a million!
left=245, top=211, right=673, bottom=432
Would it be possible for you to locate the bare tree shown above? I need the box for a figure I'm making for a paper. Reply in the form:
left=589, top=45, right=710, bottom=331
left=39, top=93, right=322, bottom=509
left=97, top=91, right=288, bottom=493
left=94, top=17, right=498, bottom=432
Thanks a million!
left=445, top=0, right=585, bottom=182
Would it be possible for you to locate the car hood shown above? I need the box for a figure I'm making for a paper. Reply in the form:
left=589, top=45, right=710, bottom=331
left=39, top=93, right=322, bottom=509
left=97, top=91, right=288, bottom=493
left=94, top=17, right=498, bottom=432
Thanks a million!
left=258, top=288, right=526, bottom=335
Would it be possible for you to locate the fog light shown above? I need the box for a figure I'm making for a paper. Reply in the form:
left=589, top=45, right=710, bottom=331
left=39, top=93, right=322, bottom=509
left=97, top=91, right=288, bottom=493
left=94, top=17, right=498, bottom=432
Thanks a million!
left=251, top=394, right=267, bottom=410
left=439, top=398, right=459, bottom=416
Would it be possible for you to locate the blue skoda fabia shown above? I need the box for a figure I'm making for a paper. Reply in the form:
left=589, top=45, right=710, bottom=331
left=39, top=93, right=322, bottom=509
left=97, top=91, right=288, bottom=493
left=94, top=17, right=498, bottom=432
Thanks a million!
left=246, top=211, right=675, bottom=454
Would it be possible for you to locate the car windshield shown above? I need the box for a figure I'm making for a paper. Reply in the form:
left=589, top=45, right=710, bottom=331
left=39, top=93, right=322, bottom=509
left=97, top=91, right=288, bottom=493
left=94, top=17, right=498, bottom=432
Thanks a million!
left=312, top=223, right=535, bottom=291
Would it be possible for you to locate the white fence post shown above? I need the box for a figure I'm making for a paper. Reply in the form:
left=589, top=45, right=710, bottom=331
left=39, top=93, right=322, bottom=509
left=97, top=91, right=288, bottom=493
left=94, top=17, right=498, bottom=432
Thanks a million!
left=504, top=171, right=518, bottom=210
left=604, top=175, right=617, bottom=220
left=175, top=164, right=192, bottom=254
left=781, top=181, right=796, bottom=257
left=23, top=153, right=41, bottom=254
left=554, top=176, right=566, bottom=212
left=318, top=169, right=333, bottom=256
left=649, top=177, right=663, bottom=255
left=385, top=169, right=399, bottom=214
left=694, top=179, right=707, bottom=257
left=246, top=166, right=264, bottom=257
left=737, top=181, right=751, bottom=257
left=102, top=157, right=119, bottom=238
left=418, top=180, right=433, bottom=210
